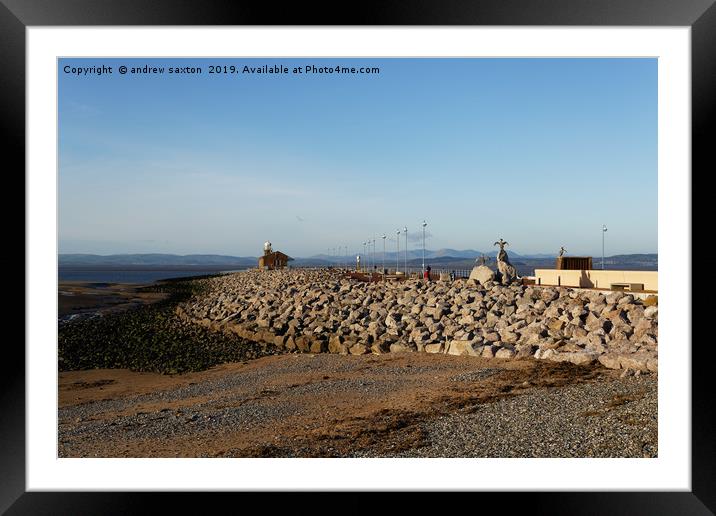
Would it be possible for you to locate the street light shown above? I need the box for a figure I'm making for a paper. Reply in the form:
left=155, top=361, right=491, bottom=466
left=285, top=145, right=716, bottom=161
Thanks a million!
left=602, top=225, right=608, bottom=270
left=421, top=220, right=427, bottom=273
left=362, top=242, right=367, bottom=272
left=403, top=226, right=408, bottom=275
left=382, top=234, right=386, bottom=274
left=366, top=241, right=370, bottom=270
left=372, top=238, right=376, bottom=273
left=396, top=230, right=401, bottom=274
left=368, top=237, right=373, bottom=271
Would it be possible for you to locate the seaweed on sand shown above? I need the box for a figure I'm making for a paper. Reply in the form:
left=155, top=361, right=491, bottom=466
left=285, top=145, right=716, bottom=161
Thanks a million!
left=58, top=275, right=275, bottom=374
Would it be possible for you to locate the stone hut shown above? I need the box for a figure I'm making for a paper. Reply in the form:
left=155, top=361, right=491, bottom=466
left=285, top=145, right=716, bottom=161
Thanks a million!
left=258, top=241, right=293, bottom=270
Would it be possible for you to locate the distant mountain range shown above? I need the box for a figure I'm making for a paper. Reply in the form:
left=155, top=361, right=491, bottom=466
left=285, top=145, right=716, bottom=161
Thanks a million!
left=311, top=248, right=566, bottom=261
left=59, top=251, right=657, bottom=274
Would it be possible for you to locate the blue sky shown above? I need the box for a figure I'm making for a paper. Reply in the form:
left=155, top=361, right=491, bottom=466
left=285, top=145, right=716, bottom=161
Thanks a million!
left=59, top=58, right=657, bottom=257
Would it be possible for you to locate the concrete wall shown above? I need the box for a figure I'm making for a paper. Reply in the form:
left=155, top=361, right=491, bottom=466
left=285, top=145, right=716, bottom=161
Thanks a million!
left=534, top=269, right=658, bottom=291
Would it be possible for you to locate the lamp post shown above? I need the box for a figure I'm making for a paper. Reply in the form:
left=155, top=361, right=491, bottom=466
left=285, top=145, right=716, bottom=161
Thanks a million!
left=362, top=242, right=367, bottom=272
left=368, top=237, right=373, bottom=271
left=382, top=234, right=386, bottom=274
left=421, top=220, right=427, bottom=274
left=396, top=230, right=401, bottom=274
left=372, top=238, right=376, bottom=273
left=367, top=241, right=370, bottom=270
left=403, top=226, right=408, bottom=275
left=602, top=225, right=608, bottom=270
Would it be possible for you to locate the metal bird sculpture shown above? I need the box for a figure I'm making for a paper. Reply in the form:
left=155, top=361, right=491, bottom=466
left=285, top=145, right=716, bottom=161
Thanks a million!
left=493, top=238, right=509, bottom=251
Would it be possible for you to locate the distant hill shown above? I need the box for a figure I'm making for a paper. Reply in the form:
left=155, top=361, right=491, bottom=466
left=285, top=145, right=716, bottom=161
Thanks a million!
left=601, top=254, right=658, bottom=265
left=312, top=248, right=526, bottom=262
left=318, top=248, right=640, bottom=262
left=428, top=249, right=482, bottom=259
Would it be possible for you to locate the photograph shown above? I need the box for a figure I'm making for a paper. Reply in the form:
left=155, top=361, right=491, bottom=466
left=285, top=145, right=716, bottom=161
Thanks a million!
left=57, top=56, right=660, bottom=459
left=6, top=0, right=710, bottom=508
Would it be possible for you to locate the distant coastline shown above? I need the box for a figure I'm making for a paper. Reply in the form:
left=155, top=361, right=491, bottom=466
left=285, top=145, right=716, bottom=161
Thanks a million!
left=58, top=266, right=243, bottom=284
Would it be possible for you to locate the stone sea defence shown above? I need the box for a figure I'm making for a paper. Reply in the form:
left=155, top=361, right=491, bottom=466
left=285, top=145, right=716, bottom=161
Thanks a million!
left=176, top=269, right=657, bottom=373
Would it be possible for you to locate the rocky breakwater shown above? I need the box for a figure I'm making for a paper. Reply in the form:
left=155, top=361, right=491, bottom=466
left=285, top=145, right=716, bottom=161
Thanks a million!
left=176, top=269, right=658, bottom=373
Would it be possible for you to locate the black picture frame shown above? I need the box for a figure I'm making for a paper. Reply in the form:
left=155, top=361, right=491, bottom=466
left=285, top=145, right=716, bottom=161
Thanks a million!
left=5, top=0, right=711, bottom=513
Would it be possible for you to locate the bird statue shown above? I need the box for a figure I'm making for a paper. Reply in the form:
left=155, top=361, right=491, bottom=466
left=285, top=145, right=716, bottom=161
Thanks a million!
left=494, top=238, right=510, bottom=265
left=493, top=238, right=509, bottom=251
left=493, top=238, right=517, bottom=284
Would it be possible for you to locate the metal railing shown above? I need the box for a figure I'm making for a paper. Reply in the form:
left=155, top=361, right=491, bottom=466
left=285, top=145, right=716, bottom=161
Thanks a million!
left=349, top=267, right=474, bottom=280
left=295, top=264, right=479, bottom=278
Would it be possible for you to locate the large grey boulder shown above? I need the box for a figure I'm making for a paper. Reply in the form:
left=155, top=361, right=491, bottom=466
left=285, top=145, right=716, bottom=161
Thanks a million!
left=469, top=265, right=496, bottom=284
left=495, top=347, right=516, bottom=359
left=597, top=353, right=622, bottom=369
left=446, top=340, right=478, bottom=356
left=619, top=351, right=656, bottom=372
left=424, top=342, right=444, bottom=354
left=548, top=351, right=599, bottom=366
left=389, top=342, right=413, bottom=353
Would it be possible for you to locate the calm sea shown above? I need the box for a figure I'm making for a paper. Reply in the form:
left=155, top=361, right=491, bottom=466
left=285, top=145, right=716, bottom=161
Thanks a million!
left=58, top=268, right=244, bottom=284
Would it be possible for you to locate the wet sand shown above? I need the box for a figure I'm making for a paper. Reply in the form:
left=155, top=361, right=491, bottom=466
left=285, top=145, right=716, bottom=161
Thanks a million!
left=58, top=281, right=167, bottom=317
